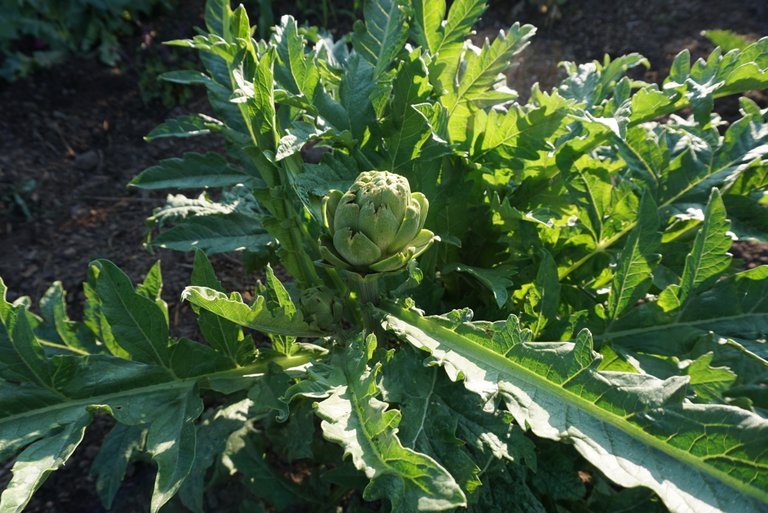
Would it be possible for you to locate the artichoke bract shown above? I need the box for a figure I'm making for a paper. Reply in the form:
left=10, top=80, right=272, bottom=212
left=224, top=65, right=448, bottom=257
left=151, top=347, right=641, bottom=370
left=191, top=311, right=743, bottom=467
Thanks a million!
left=320, top=171, right=435, bottom=274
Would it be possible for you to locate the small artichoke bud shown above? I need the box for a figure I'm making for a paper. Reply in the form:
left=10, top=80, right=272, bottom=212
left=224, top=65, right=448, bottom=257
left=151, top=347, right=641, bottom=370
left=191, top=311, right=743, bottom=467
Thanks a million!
left=320, top=171, right=436, bottom=273
left=299, top=287, right=343, bottom=331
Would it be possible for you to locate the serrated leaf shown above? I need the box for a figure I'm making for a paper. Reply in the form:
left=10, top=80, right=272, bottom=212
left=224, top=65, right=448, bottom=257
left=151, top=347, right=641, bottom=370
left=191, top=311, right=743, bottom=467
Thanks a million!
left=702, top=30, right=751, bottom=52
left=382, top=304, right=768, bottom=513
left=1, top=306, right=50, bottom=386
left=559, top=54, right=648, bottom=109
left=607, top=192, right=660, bottom=320
left=224, top=427, right=307, bottom=510
left=130, top=152, right=251, bottom=190
left=90, top=424, right=145, bottom=509
left=352, top=0, right=409, bottom=78
left=382, top=347, right=534, bottom=499
left=432, top=0, right=486, bottom=59
left=0, top=266, right=319, bottom=513
left=340, top=54, right=376, bottom=140
left=468, top=461, right=545, bottom=513
left=685, top=352, right=738, bottom=402
left=314, top=334, right=467, bottom=512
left=442, top=24, right=535, bottom=138
left=144, top=114, right=223, bottom=141
left=146, top=387, right=203, bottom=513
left=37, top=281, right=95, bottom=353
left=468, top=91, right=569, bottom=159
left=380, top=49, right=433, bottom=172
left=603, top=266, right=768, bottom=357
left=91, top=260, right=170, bottom=367
left=410, top=0, right=445, bottom=53
left=151, top=213, right=273, bottom=254
left=179, top=399, right=252, bottom=513
left=525, top=250, right=561, bottom=338
left=659, top=188, right=732, bottom=309
left=0, top=411, right=90, bottom=513
left=276, top=122, right=332, bottom=161
left=255, top=265, right=299, bottom=354
left=190, top=250, right=242, bottom=362
left=443, top=264, right=515, bottom=308
left=182, top=286, right=320, bottom=339
left=272, top=15, right=319, bottom=100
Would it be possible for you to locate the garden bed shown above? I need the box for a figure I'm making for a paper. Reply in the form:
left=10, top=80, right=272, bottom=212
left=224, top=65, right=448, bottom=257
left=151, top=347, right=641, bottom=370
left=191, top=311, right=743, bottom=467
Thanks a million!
left=0, top=0, right=766, bottom=511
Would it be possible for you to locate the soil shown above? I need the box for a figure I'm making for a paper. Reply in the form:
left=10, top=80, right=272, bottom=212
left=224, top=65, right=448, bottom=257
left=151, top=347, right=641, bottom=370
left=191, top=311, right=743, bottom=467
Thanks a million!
left=0, top=0, right=766, bottom=512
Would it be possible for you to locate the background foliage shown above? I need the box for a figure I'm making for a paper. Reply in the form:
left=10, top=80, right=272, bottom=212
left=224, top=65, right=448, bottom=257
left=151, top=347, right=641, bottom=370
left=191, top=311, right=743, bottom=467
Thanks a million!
left=0, top=0, right=173, bottom=80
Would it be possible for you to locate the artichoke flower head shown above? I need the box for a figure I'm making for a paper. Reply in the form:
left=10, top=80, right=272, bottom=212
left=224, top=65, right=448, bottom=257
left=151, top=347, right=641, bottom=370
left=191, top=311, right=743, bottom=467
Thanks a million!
left=320, top=171, right=436, bottom=274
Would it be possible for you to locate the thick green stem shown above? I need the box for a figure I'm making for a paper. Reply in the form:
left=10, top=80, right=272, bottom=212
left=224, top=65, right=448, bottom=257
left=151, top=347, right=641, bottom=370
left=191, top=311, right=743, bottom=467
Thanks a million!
left=347, top=272, right=382, bottom=333
left=355, top=274, right=381, bottom=305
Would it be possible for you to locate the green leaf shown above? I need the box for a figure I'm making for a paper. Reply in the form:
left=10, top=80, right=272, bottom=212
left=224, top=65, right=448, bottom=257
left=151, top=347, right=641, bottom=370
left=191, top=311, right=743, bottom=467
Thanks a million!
left=607, top=192, right=660, bottom=320
left=435, top=0, right=486, bottom=55
left=255, top=265, right=300, bottom=354
left=179, top=399, right=252, bottom=513
left=146, top=388, right=203, bottom=513
left=658, top=188, right=732, bottom=310
left=352, top=0, right=409, bottom=78
left=0, top=411, right=90, bottom=513
left=1, top=306, right=50, bottom=386
left=382, top=304, right=768, bottom=513
left=224, top=427, right=308, bottom=510
left=381, top=347, right=534, bottom=500
left=272, top=15, right=319, bottom=100
left=37, top=281, right=96, bottom=353
left=191, top=250, right=242, bottom=362
left=678, top=189, right=733, bottom=295
left=525, top=250, right=561, bottom=338
left=182, top=286, right=321, bottom=339
left=685, top=352, right=737, bottom=402
left=468, top=461, right=545, bottom=513
left=90, top=424, right=145, bottom=509
left=91, top=260, right=171, bottom=367
left=0, top=278, right=10, bottom=323
left=275, top=122, right=333, bottom=161
left=443, top=264, right=515, bottom=308
left=130, top=152, right=251, bottom=190
left=144, top=114, right=223, bottom=141
left=151, top=213, right=273, bottom=254
left=380, top=49, right=433, bottom=172
left=410, top=0, right=445, bottom=53
left=603, top=266, right=768, bottom=357
left=314, top=334, right=467, bottom=512
left=702, top=30, right=751, bottom=52
left=467, top=90, right=569, bottom=159
left=442, top=24, right=535, bottom=139
left=341, top=54, right=377, bottom=141
left=204, top=0, right=230, bottom=35
left=559, top=54, right=648, bottom=109
left=0, top=263, right=319, bottom=513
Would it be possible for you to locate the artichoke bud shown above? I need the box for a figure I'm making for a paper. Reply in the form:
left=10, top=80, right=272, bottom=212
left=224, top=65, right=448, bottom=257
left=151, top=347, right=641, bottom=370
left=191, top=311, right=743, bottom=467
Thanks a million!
left=299, top=287, right=343, bottom=331
left=320, top=171, right=436, bottom=274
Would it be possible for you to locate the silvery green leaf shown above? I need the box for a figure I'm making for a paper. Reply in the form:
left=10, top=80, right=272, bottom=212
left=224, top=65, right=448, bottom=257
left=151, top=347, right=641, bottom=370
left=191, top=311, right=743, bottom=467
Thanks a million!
left=314, top=334, right=467, bottom=512
left=382, top=305, right=768, bottom=513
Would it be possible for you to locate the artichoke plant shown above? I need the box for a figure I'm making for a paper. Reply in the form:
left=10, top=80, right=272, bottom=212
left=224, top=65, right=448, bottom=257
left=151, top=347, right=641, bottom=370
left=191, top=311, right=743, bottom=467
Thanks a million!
left=320, top=171, right=436, bottom=274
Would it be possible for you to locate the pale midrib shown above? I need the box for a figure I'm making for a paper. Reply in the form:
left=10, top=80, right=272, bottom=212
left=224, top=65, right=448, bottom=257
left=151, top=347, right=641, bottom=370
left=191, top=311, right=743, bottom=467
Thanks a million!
left=383, top=304, right=768, bottom=503
left=597, top=311, right=765, bottom=341
left=342, top=365, right=451, bottom=499
left=344, top=370, right=410, bottom=485
left=113, top=288, right=169, bottom=372
left=407, top=367, right=437, bottom=447
left=0, top=354, right=313, bottom=427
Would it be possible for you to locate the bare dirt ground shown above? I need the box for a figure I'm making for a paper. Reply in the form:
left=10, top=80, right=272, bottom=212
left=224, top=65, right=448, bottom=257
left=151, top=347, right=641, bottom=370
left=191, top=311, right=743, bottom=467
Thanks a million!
left=0, top=0, right=766, bottom=511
